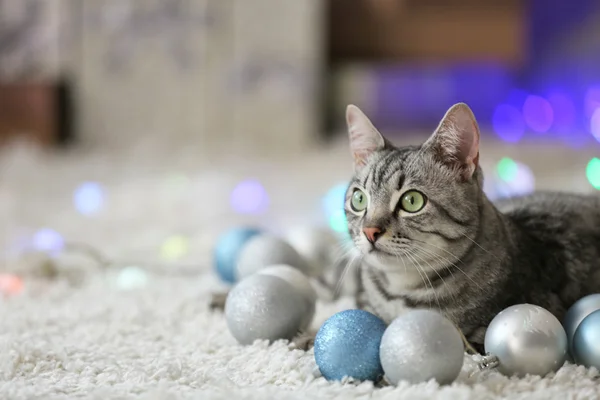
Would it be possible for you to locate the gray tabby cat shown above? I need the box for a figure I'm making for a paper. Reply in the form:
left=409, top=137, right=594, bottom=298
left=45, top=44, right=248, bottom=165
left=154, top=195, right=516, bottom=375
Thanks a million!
left=343, top=102, right=600, bottom=352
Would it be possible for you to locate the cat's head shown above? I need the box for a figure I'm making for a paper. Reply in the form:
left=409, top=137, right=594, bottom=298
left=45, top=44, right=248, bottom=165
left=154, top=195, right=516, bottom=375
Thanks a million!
left=344, top=103, right=483, bottom=272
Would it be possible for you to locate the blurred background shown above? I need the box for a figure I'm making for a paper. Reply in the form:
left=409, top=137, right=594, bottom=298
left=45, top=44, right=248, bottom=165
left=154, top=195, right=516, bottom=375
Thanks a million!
left=0, top=0, right=599, bottom=280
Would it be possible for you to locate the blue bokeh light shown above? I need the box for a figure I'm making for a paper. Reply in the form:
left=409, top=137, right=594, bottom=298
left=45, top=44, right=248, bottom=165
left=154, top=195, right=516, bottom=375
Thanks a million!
left=32, top=228, right=65, bottom=254
left=322, top=183, right=348, bottom=219
left=547, top=92, right=576, bottom=132
left=590, top=108, right=600, bottom=143
left=584, top=85, right=600, bottom=118
left=230, top=179, right=269, bottom=214
left=492, top=104, right=525, bottom=143
left=522, top=95, right=554, bottom=133
left=74, top=182, right=105, bottom=215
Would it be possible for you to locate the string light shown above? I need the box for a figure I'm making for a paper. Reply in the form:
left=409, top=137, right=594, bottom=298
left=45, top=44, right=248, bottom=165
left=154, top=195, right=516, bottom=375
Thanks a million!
left=116, top=266, right=149, bottom=290
left=230, top=179, right=269, bottom=214
left=160, top=235, right=190, bottom=261
left=0, top=274, right=23, bottom=296
left=32, top=228, right=64, bottom=255
left=590, top=109, right=600, bottom=143
left=522, top=95, right=553, bottom=133
left=496, top=158, right=519, bottom=182
left=586, top=158, right=600, bottom=190
left=74, top=182, right=105, bottom=215
left=492, top=104, right=525, bottom=143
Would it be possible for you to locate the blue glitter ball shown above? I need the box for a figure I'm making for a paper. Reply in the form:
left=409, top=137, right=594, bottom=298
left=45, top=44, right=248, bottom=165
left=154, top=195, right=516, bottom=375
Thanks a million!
left=314, top=309, right=387, bottom=382
left=572, top=309, right=600, bottom=370
left=213, top=227, right=262, bottom=283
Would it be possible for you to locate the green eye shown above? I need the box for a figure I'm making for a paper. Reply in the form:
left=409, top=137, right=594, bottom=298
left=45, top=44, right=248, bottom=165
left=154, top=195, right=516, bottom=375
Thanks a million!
left=400, top=190, right=426, bottom=213
left=350, top=189, right=368, bottom=212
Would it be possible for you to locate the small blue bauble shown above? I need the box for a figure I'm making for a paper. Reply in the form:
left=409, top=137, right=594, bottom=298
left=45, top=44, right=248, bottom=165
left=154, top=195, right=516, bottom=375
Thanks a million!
left=563, top=294, right=600, bottom=356
left=572, top=309, right=600, bottom=370
left=314, top=309, right=387, bottom=382
left=213, top=227, right=261, bottom=283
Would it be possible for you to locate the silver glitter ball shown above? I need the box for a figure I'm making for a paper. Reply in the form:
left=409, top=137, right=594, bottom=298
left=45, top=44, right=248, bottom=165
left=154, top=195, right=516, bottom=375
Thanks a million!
left=285, top=226, right=339, bottom=276
left=256, top=264, right=316, bottom=330
left=484, top=304, right=567, bottom=377
left=379, top=310, right=464, bottom=385
left=225, top=274, right=306, bottom=345
left=572, top=309, right=600, bottom=369
left=563, top=294, right=600, bottom=355
left=236, top=234, right=310, bottom=280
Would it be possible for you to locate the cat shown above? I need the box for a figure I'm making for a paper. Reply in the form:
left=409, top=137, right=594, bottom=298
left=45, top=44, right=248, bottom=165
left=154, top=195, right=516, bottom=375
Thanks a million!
left=211, top=102, right=600, bottom=353
left=340, top=102, right=600, bottom=353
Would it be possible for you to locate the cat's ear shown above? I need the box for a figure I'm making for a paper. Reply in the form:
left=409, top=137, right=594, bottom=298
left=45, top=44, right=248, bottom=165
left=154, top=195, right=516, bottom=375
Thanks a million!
left=424, top=103, right=480, bottom=180
left=346, top=104, right=388, bottom=171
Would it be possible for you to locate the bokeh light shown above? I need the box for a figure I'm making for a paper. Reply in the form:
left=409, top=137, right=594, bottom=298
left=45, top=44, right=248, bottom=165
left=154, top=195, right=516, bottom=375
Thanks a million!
left=32, top=228, right=64, bottom=254
left=547, top=93, right=576, bottom=131
left=160, top=235, right=190, bottom=261
left=74, top=182, right=105, bottom=215
left=495, top=161, right=535, bottom=198
left=492, top=104, right=525, bottom=143
left=522, top=95, right=553, bottom=133
left=116, top=266, right=148, bottom=290
left=590, top=108, right=600, bottom=143
left=322, top=182, right=348, bottom=218
left=230, top=179, right=269, bottom=214
left=329, top=209, right=349, bottom=234
left=586, top=158, right=600, bottom=190
left=496, top=157, right=519, bottom=182
left=584, top=86, right=600, bottom=118
left=0, top=274, right=24, bottom=296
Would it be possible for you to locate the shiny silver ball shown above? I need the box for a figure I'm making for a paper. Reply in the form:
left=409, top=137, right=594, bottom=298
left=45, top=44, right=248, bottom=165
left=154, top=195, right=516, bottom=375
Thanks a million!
left=379, top=310, right=464, bottom=385
left=285, top=226, right=339, bottom=276
left=256, top=264, right=316, bottom=330
left=485, top=304, right=567, bottom=377
left=572, top=309, right=600, bottom=369
left=563, top=294, right=600, bottom=355
left=225, top=274, right=306, bottom=345
left=236, top=234, right=310, bottom=280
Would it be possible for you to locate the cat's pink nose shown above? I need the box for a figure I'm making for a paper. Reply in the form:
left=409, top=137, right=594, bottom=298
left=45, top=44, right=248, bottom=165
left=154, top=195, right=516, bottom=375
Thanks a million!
left=363, top=227, right=384, bottom=244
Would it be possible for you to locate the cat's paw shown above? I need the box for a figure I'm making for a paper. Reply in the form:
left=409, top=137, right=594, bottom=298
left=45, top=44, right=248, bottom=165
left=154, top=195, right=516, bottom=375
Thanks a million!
left=209, top=291, right=229, bottom=311
left=290, top=331, right=317, bottom=351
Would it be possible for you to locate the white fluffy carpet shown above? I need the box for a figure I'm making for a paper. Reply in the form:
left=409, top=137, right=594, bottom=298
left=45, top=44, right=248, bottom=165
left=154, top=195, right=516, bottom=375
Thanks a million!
left=1, top=137, right=599, bottom=399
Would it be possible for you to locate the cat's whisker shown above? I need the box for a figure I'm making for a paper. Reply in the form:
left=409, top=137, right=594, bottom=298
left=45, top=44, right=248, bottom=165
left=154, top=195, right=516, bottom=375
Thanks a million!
left=332, top=252, right=362, bottom=299
left=411, top=239, right=488, bottom=296
left=461, top=233, right=500, bottom=261
left=399, top=249, right=433, bottom=310
left=410, top=245, right=457, bottom=304
left=405, top=249, right=442, bottom=311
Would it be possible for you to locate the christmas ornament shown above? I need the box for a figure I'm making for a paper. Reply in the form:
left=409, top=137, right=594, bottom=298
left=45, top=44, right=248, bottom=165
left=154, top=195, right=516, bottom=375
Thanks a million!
left=236, top=234, right=310, bottom=280
left=225, top=274, right=306, bottom=345
left=314, top=309, right=387, bottom=382
left=256, top=264, right=316, bottom=330
left=482, top=304, right=567, bottom=377
left=213, top=227, right=262, bottom=283
left=572, top=309, right=600, bottom=370
left=379, top=309, right=464, bottom=385
left=285, top=226, right=339, bottom=276
left=563, top=293, right=600, bottom=355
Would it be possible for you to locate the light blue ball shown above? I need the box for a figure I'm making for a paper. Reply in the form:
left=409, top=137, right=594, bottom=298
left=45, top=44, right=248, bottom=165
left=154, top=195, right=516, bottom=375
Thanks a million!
left=214, top=227, right=261, bottom=283
left=314, top=309, right=387, bottom=382
left=572, top=309, right=600, bottom=369
left=563, top=294, right=600, bottom=356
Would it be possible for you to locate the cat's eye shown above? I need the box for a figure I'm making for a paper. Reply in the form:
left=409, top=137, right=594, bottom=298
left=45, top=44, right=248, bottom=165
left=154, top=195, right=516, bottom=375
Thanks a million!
left=400, top=190, right=426, bottom=213
left=350, top=189, right=368, bottom=212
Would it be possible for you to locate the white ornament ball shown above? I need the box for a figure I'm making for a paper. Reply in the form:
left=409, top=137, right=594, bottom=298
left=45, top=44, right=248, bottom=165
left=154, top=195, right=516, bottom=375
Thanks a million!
left=379, top=309, right=464, bottom=385
left=236, top=234, right=310, bottom=280
left=225, top=273, right=306, bottom=345
left=285, top=226, right=339, bottom=276
left=485, top=304, right=567, bottom=377
left=256, top=264, right=316, bottom=330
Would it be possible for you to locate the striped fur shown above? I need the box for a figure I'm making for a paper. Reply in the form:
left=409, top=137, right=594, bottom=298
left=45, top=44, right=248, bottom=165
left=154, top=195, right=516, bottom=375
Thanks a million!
left=345, top=104, right=600, bottom=352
